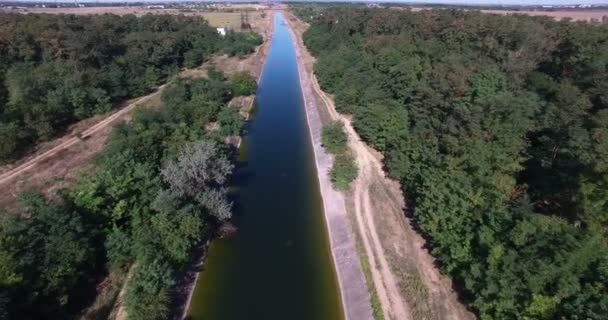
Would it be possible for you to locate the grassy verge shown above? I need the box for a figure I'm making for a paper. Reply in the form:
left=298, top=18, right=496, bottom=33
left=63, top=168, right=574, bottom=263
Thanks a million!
left=369, top=182, right=439, bottom=320
left=344, top=195, right=385, bottom=320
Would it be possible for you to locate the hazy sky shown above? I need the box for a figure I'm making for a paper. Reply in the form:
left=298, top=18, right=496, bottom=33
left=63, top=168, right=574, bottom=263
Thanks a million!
left=7, top=0, right=608, bottom=5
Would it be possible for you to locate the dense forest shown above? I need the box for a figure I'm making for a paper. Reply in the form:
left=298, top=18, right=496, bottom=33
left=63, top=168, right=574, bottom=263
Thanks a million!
left=0, top=55, right=256, bottom=319
left=294, top=5, right=608, bottom=319
left=0, top=12, right=261, bottom=162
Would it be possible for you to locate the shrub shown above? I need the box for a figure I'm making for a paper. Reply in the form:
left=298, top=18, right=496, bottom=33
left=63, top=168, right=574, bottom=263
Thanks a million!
left=123, top=261, right=173, bottom=320
left=230, top=71, right=257, bottom=96
left=330, top=153, right=358, bottom=191
left=218, top=107, right=243, bottom=136
left=321, top=121, right=348, bottom=154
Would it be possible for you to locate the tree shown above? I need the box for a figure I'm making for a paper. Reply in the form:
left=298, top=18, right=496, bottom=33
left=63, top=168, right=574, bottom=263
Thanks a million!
left=123, top=260, right=174, bottom=320
left=294, top=5, right=608, bottom=318
left=330, top=153, right=358, bottom=191
left=0, top=190, right=97, bottom=319
left=151, top=191, right=205, bottom=264
left=0, top=12, right=260, bottom=160
left=161, top=140, right=234, bottom=220
left=218, top=106, right=243, bottom=136
left=0, top=121, right=23, bottom=162
left=230, top=71, right=258, bottom=96
left=321, top=121, right=348, bottom=154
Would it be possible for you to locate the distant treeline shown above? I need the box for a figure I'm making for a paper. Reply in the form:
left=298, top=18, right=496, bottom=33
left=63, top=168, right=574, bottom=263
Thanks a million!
left=0, top=12, right=261, bottom=162
left=294, top=5, right=608, bottom=319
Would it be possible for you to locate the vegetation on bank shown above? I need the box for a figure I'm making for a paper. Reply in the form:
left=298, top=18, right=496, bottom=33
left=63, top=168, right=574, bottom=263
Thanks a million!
left=295, top=5, right=608, bottom=319
left=0, top=13, right=260, bottom=163
left=230, top=71, right=259, bottom=96
left=0, top=66, right=255, bottom=319
left=322, top=121, right=358, bottom=190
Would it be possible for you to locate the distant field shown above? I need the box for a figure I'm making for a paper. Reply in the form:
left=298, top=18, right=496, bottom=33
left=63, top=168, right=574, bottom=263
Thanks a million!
left=4, top=6, right=267, bottom=30
left=197, top=11, right=266, bottom=30
left=406, top=6, right=608, bottom=21
left=479, top=9, right=608, bottom=21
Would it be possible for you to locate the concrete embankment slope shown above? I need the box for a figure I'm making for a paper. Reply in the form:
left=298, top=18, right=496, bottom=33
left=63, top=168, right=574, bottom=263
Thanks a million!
left=285, top=13, right=374, bottom=320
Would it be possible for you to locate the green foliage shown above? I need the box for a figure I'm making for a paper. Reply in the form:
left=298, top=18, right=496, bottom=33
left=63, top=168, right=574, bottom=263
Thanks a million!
left=161, top=140, right=234, bottom=220
left=296, top=5, right=608, bottom=319
left=321, top=121, right=348, bottom=154
left=330, top=153, right=358, bottom=191
left=0, top=190, right=98, bottom=319
left=0, top=12, right=261, bottom=162
left=223, top=32, right=263, bottom=57
left=0, top=121, right=25, bottom=161
left=230, top=71, right=258, bottom=96
left=218, top=107, right=244, bottom=136
left=322, top=120, right=358, bottom=190
left=0, top=69, right=242, bottom=319
left=105, top=228, right=133, bottom=272
left=320, top=119, right=359, bottom=190
left=123, top=261, right=174, bottom=320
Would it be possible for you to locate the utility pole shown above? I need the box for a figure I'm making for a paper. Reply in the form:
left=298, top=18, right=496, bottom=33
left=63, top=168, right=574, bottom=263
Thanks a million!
left=240, top=11, right=251, bottom=31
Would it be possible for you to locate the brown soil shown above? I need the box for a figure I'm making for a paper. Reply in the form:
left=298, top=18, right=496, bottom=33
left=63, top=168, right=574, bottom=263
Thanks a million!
left=286, top=9, right=476, bottom=320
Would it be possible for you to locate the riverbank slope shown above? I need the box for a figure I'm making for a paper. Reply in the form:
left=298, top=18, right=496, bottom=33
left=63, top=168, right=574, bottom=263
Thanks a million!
left=285, top=9, right=475, bottom=320
left=284, top=11, right=374, bottom=320
left=173, top=11, right=275, bottom=320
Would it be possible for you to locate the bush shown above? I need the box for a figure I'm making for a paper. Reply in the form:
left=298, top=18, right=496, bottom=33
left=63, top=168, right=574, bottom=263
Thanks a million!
left=184, top=49, right=205, bottom=69
left=321, top=121, right=348, bottom=154
left=123, top=261, right=173, bottom=320
left=223, top=32, right=263, bottom=57
left=0, top=121, right=22, bottom=162
left=230, top=71, right=258, bottom=96
left=322, top=120, right=358, bottom=190
left=161, top=140, right=234, bottom=220
left=218, top=107, right=243, bottom=136
left=330, top=153, right=358, bottom=191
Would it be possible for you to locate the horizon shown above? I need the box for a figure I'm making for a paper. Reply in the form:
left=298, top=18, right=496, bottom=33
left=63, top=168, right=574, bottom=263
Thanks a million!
left=3, top=0, right=608, bottom=7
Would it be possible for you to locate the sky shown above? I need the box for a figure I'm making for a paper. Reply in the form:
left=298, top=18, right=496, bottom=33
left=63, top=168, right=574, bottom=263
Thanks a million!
left=7, top=0, right=608, bottom=5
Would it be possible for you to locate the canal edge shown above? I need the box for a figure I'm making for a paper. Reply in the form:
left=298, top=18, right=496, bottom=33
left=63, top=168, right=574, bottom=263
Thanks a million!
left=178, top=11, right=276, bottom=319
left=284, top=12, right=375, bottom=320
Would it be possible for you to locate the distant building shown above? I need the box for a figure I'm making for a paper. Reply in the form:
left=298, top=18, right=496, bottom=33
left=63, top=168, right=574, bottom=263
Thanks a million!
left=216, top=27, right=226, bottom=36
left=146, top=5, right=165, bottom=10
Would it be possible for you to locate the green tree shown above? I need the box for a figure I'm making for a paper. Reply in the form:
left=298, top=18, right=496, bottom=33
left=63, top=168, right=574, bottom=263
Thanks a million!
left=330, top=153, right=358, bottom=191
left=230, top=71, right=258, bottom=96
left=161, top=140, right=234, bottom=220
left=123, top=261, right=174, bottom=320
left=321, top=121, right=348, bottom=154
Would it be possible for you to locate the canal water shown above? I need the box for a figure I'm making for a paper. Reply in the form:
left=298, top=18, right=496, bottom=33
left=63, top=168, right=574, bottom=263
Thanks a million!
left=186, top=13, right=344, bottom=320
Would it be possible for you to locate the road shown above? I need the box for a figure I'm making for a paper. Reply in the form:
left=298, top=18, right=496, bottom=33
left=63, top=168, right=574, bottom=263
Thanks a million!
left=0, top=86, right=165, bottom=187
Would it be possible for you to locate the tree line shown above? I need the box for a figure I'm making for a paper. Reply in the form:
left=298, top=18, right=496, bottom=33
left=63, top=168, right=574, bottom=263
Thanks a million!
left=0, top=65, right=256, bottom=319
left=0, top=12, right=260, bottom=163
left=294, top=5, right=608, bottom=319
